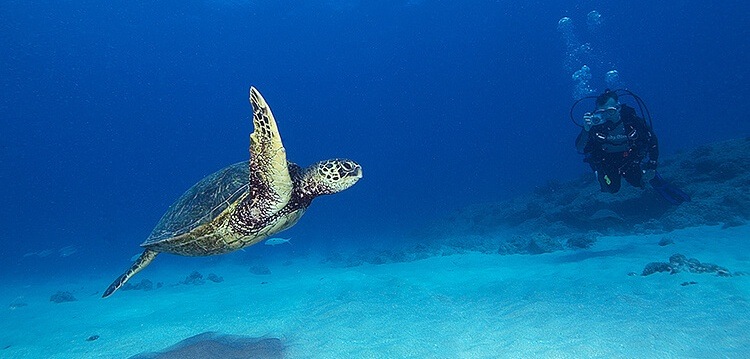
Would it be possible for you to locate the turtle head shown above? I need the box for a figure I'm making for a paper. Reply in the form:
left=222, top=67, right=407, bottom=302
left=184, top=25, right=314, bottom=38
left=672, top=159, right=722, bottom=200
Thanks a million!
left=301, top=159, right=362, bottom=197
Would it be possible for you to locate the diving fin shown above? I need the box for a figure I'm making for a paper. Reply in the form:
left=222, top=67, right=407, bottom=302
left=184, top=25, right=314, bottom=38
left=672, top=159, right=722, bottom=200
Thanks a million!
left=649, top=172, right=691, bottom=205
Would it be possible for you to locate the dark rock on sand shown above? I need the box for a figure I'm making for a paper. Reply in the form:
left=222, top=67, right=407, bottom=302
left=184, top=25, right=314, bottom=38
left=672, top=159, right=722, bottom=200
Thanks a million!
left=658, top=236, right=674, bottom=246
left=249, top=265, right=271, bottom=275
left=669, top=253, right=688, bottom=267
left=182, top=271, right=205, bottom=285
left=50, top=291, right=77, bottom=303
left=321, top=242, right=435, bottom=268
left=565, top=233, right=597, bottom=249
left=122, top=279, right=154, bottom=291
left=671, top=253, right=732, bottom=276
left=643, top=253, right=733, bottom=277
left=8, top=298, right=27, bottom=309
left=642, top=262, right=673, bottom=276
left=498, top=233, right=563, bottom=255
left=207, top=273, right=224, bottom=283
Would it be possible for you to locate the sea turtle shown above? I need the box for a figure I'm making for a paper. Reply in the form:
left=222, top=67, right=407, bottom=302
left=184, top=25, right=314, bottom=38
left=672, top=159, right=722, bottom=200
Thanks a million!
left=102, top=87, right=362, bottom=298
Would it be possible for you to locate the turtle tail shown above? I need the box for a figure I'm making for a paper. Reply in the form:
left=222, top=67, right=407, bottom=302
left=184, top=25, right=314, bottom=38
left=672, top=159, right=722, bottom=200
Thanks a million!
left=102, top=249, right=159, bottom=298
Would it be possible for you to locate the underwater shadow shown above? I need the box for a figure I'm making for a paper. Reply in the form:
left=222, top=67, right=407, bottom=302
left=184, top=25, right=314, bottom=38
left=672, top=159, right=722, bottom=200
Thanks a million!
left=129, top=332, right=283, bottom=359
left=550, top=244, right=638, bottom=264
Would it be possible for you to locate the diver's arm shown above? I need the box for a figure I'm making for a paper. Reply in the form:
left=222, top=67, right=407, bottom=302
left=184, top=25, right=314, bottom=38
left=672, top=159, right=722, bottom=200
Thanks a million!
left=635, top=113, right=659, bottom=162
left=575, top=129, right=590, bottom=154
left=637, top=119, right=659, bottom=170
left=646, top=129, right=659, bottom=163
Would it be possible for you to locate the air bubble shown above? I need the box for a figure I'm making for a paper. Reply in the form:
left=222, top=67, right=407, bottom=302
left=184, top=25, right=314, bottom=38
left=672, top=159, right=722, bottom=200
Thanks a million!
left=605, top=70, right=622, bottom=89
left=587, top=11, right=603, bottom=30
left=572, top=65, right=595, bottom=100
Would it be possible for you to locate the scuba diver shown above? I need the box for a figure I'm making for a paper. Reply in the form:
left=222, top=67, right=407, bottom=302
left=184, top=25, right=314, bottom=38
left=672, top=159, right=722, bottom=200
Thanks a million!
left=573, top=89, right=690, bottom=204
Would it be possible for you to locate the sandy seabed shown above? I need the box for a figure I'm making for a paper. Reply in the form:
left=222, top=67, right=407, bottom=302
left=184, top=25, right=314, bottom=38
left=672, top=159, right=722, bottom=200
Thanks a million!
left=1, top=224, right=748, bottom=358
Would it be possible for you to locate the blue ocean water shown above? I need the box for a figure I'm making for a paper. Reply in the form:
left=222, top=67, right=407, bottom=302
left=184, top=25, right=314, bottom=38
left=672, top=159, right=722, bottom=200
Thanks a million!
left=1, top=0, right=748, bottom=280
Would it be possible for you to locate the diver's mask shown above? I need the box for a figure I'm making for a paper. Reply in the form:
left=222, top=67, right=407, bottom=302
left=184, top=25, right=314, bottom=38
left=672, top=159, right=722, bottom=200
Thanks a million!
left=584, top=105, right=620, bottom=126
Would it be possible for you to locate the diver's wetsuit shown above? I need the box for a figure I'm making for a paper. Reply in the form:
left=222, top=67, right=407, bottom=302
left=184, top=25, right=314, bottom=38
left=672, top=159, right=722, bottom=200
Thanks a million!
left=575, top=104, right=659, bottom=193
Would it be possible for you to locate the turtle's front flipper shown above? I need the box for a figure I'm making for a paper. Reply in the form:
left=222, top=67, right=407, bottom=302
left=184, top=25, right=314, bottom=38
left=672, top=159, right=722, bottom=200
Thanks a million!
left=102, top=249, right=159, bottom=298
left=248, top=87, right=293, bottom=214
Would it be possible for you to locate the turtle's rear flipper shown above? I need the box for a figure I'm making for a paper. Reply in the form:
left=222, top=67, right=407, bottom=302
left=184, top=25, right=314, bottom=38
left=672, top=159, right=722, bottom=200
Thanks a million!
left=102, top=249, right=159, bottom=298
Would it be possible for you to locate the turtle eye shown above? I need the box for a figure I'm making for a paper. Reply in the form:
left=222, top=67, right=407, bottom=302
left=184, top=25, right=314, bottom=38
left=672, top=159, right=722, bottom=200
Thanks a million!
left=341, top=162, right=353, bottom=171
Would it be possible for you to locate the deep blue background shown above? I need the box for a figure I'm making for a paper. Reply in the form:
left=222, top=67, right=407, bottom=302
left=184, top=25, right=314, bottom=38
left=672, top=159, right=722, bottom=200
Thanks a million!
left=1, top=1, right=748, bottom=277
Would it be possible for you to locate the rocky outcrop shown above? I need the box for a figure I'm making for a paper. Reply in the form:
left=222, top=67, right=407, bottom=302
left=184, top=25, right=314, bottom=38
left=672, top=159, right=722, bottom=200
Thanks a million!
left=421, top=138, right=750, bottom=254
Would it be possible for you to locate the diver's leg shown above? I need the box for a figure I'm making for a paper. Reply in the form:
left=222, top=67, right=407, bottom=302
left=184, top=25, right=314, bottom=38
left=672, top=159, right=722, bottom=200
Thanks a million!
left=596, top=169, right=608, bottom=192
left=609, top=172, right=622, bottom=193
left=623, top=161, right=645, bottom=188
left=597, top=167, right=621, bottom=193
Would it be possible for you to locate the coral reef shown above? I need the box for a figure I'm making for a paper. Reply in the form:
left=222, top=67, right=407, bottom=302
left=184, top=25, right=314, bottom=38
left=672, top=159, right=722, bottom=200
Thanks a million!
left=317, top=138, right=749, bottom=268
left=422, top=138, right=750, bottom=254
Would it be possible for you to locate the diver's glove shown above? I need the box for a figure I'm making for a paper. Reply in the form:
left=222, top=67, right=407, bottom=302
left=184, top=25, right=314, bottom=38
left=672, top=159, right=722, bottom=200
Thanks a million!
left=583, top=112, right=594, bottom=131
left=642, top=160, right=657, bottom=181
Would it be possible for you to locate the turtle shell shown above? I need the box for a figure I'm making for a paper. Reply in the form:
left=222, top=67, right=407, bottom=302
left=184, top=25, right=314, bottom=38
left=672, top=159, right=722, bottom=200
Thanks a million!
left=142, top=161, right=250, bottom=246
